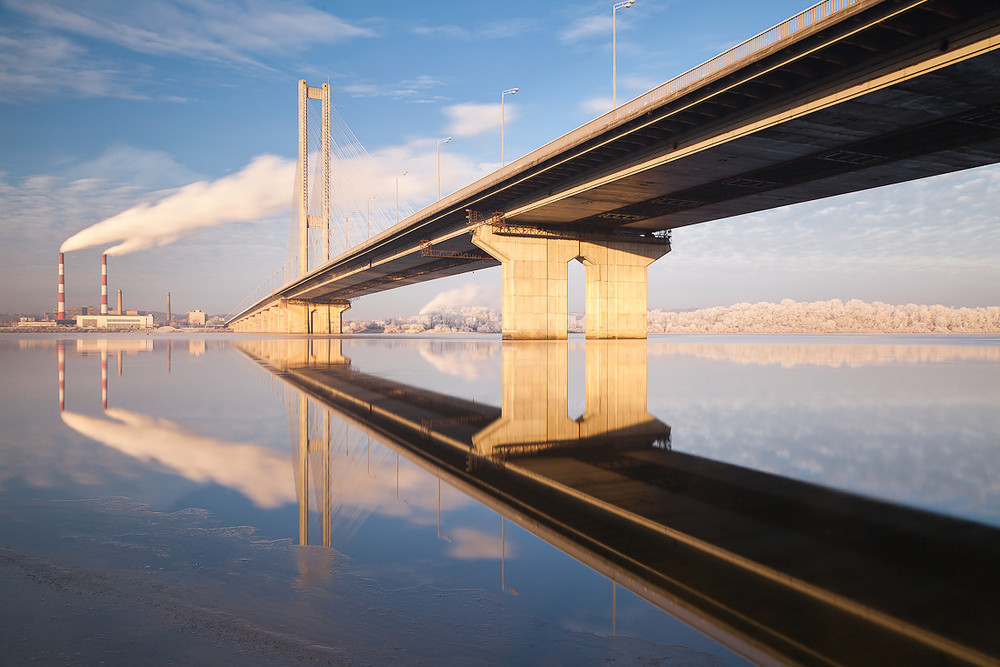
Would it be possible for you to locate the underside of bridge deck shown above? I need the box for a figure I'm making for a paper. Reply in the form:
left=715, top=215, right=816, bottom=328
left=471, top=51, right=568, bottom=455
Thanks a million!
left=229, top=0, right=1000, bottom=338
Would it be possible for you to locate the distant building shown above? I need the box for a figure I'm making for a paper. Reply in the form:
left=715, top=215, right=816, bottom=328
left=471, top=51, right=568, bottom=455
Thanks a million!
left=187, top=309, right=206, bottom=326
left=76, top=314, right=154, bottom=329
left=15, top=317, right=60, bottom=328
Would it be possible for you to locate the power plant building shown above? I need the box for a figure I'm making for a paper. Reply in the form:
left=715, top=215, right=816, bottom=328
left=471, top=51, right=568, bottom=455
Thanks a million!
left=76, top=314, right=154, bottom=329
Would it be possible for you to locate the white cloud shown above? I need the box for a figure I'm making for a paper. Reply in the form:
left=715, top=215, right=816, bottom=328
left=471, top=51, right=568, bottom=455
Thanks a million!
left=0, top=29, right=139, bottom=102
left=413, top=19, right=537, bottom=41
left=559, top=15, right=611, bottom=44
left=8, top=0, right=373, bottom=64
left=1, top=0, right=374, bottom=100
left=444, top=102, right=517, bottom=137
left=342, top=75, right=446, bottom=102
left=581, top=96, right=613, bottom=116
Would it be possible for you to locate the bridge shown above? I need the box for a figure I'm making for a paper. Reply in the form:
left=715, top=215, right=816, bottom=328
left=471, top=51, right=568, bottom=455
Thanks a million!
left=236, top=338, right=1000, bottom=666
left=227, top=0, right=1000, bottom=338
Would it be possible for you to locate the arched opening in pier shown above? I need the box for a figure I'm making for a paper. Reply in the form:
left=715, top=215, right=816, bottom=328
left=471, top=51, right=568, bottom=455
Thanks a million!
left=567, top=258, right=587, bottom=419
left=568, top=259, right=586, bottom=336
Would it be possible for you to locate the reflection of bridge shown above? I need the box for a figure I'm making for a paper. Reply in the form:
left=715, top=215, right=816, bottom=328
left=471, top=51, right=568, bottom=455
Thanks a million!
left=237, top=338, right=1000, bottom=666
left=229, top=0, right=1000, bottom=339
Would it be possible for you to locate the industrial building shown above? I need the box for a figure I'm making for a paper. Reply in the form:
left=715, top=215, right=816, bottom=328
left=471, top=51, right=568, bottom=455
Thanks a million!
left=76, top=314, right=154, bottom=329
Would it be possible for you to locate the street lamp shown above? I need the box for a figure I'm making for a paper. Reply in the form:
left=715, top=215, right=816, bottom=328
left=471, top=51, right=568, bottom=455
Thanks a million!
left=501, top=88, right=518, bottom=166
left=613, top=0, right=635, bottom=109
left=395, top=171, right=407, bottom=222
left=437, top=137, right=452, bottom=200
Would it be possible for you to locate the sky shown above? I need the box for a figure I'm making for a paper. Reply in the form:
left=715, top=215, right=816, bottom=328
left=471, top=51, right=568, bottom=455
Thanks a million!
left=1, top=0, right=998, bottom=319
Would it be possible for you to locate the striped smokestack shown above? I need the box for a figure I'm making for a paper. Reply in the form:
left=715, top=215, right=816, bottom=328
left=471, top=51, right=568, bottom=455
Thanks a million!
left=117, top=289, right=122, bottom=316
left=57, top=253, right=65, bottom=320
left=101, top=254, right=108, bottom=316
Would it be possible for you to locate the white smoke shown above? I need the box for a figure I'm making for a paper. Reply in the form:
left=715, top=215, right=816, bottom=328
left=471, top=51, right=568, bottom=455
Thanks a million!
left=59, top=154, right=294, bottom=256
left=419, top=283, right=496, bottom=315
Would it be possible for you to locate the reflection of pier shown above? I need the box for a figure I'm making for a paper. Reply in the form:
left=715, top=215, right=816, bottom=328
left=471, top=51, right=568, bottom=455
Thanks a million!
left=237, top=339, right=1000, bottom=666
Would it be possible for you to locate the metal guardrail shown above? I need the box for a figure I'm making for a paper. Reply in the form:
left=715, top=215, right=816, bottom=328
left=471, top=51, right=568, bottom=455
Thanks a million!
left=227, top=0, right=864, bottom=325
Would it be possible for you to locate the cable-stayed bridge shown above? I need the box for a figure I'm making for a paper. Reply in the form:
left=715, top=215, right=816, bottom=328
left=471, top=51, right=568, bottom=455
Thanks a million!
left=227, top=0, right=1000, bottom=339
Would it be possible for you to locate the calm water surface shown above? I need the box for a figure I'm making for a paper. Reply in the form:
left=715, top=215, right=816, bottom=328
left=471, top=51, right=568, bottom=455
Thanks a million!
left=1, top=334, right=998, bottom=665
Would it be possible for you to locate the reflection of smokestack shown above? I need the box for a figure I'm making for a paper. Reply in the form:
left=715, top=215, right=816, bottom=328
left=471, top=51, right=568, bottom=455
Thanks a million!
left=57, top=253, right=65, bottom=320
left=101, top=254, right=108, bottom=316
left=117, top=289, right=122, bottom=316
left=58, top=340, right=65, bottom=411
left=101, top=346, right=108, bottom=411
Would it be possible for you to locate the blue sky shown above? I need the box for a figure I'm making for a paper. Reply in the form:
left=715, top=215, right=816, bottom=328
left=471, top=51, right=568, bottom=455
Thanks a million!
left=1, top=0, right=998, bottom=318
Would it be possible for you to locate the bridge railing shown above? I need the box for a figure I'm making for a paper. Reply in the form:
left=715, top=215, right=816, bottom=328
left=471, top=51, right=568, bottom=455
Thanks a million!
left=615, top=0, right=862, bottom=120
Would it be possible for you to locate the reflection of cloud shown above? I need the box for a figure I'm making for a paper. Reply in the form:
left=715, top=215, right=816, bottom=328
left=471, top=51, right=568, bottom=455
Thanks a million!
left=446, top=527, right=513, bottom=560
left=61, top=408, right=295, bottom=509
left=418, top=341, right=500, bottom=381
left=648, top=340, right=1000, bottom=368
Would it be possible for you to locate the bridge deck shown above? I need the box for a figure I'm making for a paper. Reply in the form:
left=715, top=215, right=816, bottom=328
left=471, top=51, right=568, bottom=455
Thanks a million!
left=231, top=0, right=1000, bottom=323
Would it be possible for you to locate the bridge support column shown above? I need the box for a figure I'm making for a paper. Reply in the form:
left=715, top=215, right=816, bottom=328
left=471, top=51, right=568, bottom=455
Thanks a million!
left=473, top=225, right=669, bottom=340
left=580, top=239, right=669, bottom=339
left=472, top=225, right=578, bottom=340
left=310, top=302, right=351, bottom=334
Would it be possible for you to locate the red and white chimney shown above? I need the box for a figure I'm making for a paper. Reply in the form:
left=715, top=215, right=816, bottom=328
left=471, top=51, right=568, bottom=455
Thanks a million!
left=100, top=254, right=108, bottom=316
left=57, top=253, right=65, bottom=320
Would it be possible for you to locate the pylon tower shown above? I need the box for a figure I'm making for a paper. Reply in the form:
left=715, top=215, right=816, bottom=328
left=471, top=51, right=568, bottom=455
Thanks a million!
left=298, top=80, right=332, bottom=276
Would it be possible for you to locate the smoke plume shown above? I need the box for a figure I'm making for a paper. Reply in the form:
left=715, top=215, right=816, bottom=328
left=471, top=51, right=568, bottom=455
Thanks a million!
left=59, top=154, right=294, bottom=255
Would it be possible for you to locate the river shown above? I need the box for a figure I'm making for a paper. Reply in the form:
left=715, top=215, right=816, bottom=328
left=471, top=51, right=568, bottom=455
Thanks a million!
left=1, top=333, right=998, bottom=665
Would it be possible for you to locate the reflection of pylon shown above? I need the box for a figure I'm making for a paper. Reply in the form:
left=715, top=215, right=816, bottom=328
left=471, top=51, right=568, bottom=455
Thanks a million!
left=297, top=395, right=333, bottom=548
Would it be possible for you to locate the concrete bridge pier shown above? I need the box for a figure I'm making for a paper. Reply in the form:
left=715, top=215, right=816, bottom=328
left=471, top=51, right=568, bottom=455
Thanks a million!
left=472, top=225, right=668, bottom=340
left=230, top=299, right=350, bottom=334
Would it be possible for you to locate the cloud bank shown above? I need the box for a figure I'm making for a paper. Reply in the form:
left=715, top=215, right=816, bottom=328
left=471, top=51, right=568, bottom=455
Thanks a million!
left=60, top=154, right=294, bottom=256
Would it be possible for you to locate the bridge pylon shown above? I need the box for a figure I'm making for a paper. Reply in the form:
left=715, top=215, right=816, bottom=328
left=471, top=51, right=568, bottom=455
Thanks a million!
left=298, top=79, right=332, bottom=274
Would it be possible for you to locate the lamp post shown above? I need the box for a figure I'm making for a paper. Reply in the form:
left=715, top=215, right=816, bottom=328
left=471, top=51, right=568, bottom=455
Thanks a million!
left=395, top=171, right=407, bottom=222
left=613, top=0, right=635, bottom=109
left=501, top=88, right=518, bottom=166
left=437, top=137, right=452, bottom=200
